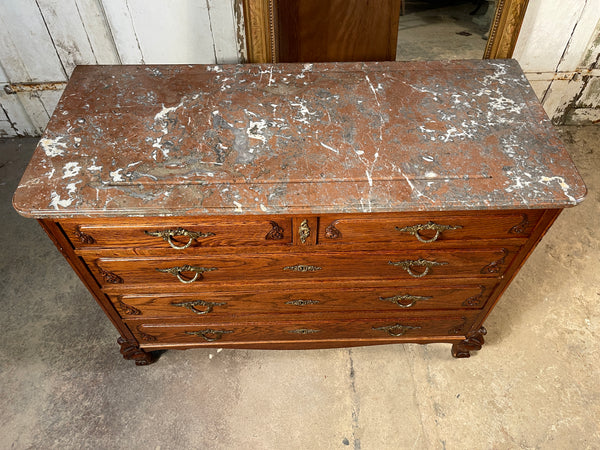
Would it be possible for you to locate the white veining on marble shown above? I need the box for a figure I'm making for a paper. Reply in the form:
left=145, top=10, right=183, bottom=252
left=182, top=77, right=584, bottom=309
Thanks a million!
left=13, top=61, right=586, bottom=218
left=49, top=191, right=73, bottom=209
left=320, top=142, right=339, bottom=154
left=40, top=137, right=67, bottom=157
left=154, top=100, right=186, bottom=135
left=62, top=162, right=81, bottom=179
left=110, top=168, right=125, bottom=183
left=289, top=98, right=316, bottom=124
left=539, top=176, right=577, bottom=203
left=247, top=119, right=269, bottom=143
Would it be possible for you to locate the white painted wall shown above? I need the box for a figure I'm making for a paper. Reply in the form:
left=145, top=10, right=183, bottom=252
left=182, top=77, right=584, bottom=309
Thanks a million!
left=1, top=0, right=599, bottom=136
left=513, top=0, right=600, bottom=124
left=0, top=0, right=243, bottom=137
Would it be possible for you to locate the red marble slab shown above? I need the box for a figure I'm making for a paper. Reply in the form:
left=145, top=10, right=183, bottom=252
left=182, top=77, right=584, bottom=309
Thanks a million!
left=13, top=60, right=586, bottom=218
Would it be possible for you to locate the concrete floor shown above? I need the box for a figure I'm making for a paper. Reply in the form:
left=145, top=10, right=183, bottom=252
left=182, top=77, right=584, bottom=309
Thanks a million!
left=1, top=126, right=599, bottom=449
left=396, top=1, right=489, bottom=61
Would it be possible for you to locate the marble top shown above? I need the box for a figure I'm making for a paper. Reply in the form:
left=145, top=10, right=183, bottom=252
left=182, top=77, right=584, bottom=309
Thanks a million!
left=13, top=59, right=586, bottom=218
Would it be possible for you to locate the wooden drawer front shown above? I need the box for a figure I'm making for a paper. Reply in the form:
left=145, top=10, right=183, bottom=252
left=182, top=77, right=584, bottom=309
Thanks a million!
left=130, top=314, right=477, bottom=346
left=113, top=281, right=497, bottom=318
left=93, top=248, right=514, bottom=288
left=319, top=211, right=541, bottom=245
left=61, top=217, right=293, bottom=249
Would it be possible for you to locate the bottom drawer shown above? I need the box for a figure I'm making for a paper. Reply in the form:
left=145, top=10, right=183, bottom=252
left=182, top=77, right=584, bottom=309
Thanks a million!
left=129, top=314, right=477, bottom=348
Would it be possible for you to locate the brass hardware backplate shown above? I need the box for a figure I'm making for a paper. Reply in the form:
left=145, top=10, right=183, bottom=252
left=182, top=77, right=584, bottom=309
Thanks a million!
left=285, top=299, right=320, bottom=306
left=372, top=323, right=422, bottom=336
left=288, top=328, right=320, bottom=334
left=283, top=264, right=322, bottom=272
left=185, top=329, right=233, bottom=342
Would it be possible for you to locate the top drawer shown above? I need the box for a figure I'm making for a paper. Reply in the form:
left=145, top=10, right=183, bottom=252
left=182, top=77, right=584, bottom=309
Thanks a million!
left=318, top=210, right=542, bottom=245
left=61, top=217, right=293, bottom=250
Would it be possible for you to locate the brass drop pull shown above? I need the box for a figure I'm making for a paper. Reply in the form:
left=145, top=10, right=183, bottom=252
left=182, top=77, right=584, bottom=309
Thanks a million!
left=372, top=323, right=422, bottom=336
left=379, top=294, right=432, bottom=308
left=288, top=328, right=320, bottom=334
left=185, top=329, right=233, bottom=342
left=156, top=265, right=218, bottom=283
left=172, top=299, right=226, bottom=315
left=395, top=222, right=461, bottom=243
left=388, top=258, right=448, bottom=278
left=145, top=228, right=215, bottom=249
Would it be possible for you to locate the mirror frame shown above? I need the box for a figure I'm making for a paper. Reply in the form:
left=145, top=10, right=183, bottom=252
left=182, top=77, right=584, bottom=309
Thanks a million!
left=241, top=0, right=529, bottom=63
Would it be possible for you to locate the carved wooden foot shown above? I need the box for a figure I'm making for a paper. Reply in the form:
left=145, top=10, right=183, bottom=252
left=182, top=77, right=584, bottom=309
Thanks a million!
left=451, top=327, right=487, bottom=358
left=117, top=337, right=158, bottom=365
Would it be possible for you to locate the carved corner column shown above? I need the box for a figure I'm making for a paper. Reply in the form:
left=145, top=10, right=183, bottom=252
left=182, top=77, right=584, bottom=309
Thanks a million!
left=451, top=327, right=487, bottom=358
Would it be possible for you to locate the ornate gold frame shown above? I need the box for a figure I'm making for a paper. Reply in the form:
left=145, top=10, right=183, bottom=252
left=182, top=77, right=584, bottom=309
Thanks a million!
left=241, top=0, right=529, bottom=63
left=242, top=0, right=278, bottom=63
left=483, top=0, right=529, bottom=59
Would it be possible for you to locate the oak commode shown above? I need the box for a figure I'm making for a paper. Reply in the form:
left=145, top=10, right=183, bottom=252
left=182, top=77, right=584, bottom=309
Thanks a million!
left=13, top=60, right=586, bottom=365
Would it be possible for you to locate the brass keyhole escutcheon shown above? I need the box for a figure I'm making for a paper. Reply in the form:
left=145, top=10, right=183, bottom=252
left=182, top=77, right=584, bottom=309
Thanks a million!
left=299, top=219, right=311, bottom=243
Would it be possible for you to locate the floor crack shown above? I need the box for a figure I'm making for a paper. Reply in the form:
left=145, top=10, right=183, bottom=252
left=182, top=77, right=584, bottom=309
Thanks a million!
left=348, top=348, right=361, bottom=450
left=403, top=345, right=432, bottom=448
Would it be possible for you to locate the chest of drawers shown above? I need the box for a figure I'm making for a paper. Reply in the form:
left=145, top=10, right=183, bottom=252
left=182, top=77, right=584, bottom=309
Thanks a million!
left=14, top=60, right=586, bottom=365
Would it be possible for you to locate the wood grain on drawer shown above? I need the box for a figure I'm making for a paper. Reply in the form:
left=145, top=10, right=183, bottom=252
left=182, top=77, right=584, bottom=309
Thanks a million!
left=61, top=217, right=293, bottom=249
left=92, top=248, right=515, bottom=288
left=112, top=281, right=498, bottom=318
left=319, top=210, right=542, bottom=245
left=130, top=314, right=478, bottom=347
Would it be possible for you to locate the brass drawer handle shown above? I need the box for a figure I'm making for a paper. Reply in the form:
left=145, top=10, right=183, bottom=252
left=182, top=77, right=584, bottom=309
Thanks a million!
left=379, top=294, right=432, bottom=308
left=185, top=329, right=233, bottom=342
left=145, top=228, right=215, bottom=249
left=172, top=299, right=226, bottom=315
left=388, top=259, right=448, bottom=278
left=288, top=328, right=321, bottom=334
left=395, top=222, right=462, bottom=243
left=372, top=323, right=422, bottom=336
left=156, top=265, right=218, bottom=283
